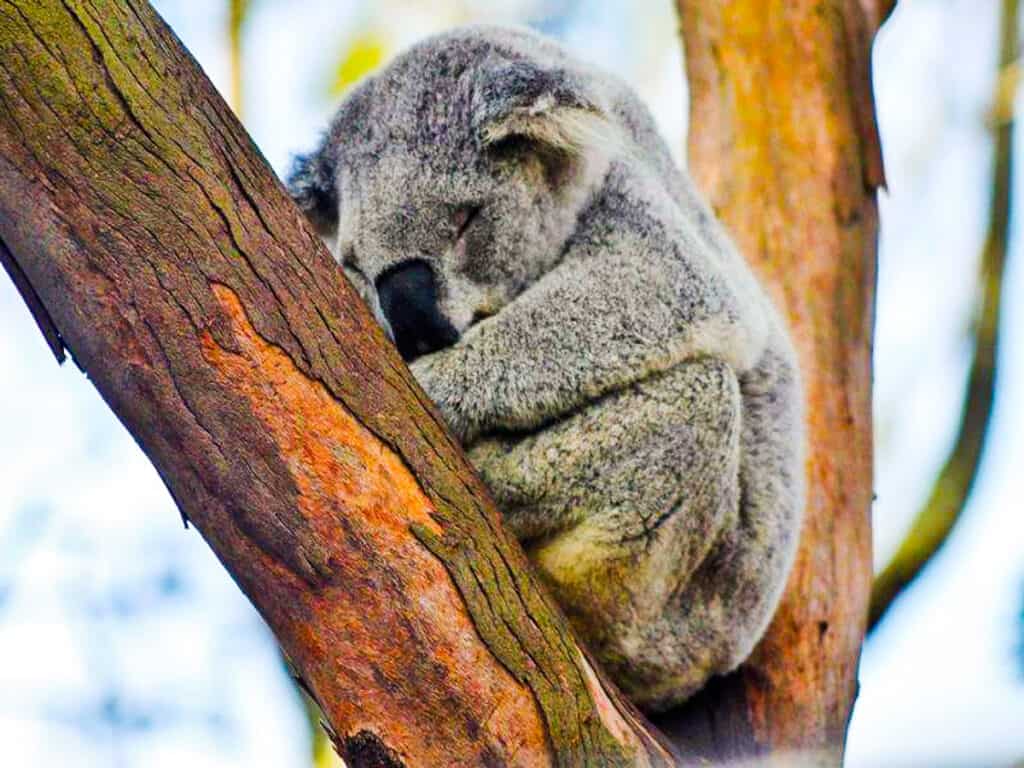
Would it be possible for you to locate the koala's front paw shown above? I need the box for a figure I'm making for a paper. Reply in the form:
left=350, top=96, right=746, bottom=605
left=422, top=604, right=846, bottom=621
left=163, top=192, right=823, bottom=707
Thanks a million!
left=409, top=352, right=475, bottom=443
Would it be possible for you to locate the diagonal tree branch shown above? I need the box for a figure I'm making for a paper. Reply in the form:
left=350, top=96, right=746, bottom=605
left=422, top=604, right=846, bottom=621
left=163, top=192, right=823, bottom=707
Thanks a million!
left=0, top=1, right=677, bottom=765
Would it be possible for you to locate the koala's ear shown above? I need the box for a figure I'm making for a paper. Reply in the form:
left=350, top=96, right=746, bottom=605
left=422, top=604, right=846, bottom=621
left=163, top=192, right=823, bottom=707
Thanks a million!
left=287, top=142, right=338, bottom=238
left=472, top=61, right=613, bottom=161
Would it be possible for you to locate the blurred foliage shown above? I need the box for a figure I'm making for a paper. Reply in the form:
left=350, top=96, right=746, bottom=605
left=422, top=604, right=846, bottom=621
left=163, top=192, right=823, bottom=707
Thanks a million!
left=869, top=0, right=1019, bottom=632
left=992, top=58, right=1021, bottom=124
left=304, top=696, right=345, bottom=768
left=227, top=0, right=253, bottom=116
left=228, top=0, right=251, bottom=30
left=330, top=30, right=389, bottom=96
left=281, top=653, right=345, bottom=767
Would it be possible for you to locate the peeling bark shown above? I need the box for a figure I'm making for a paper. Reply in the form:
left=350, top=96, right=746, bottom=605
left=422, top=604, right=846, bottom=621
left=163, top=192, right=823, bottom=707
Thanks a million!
left=0, top=1, right=677, bottom=765
left=661, top=1, right=889, bottom=762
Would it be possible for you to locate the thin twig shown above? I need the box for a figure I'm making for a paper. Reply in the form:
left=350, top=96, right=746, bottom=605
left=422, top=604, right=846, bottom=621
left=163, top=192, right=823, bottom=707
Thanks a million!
left=868, top=0, right=1019, bottom=632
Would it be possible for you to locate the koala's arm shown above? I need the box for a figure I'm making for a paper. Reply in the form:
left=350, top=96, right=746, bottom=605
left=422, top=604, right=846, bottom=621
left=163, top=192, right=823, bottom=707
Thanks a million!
left=412, top=236, right=767, bottom=442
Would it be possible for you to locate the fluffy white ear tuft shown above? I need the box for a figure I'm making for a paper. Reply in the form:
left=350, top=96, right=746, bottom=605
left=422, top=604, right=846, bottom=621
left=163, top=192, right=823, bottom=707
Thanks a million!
left=473, top=62, right=626, bottom=160
left=480, top=102, right=624, bottom=159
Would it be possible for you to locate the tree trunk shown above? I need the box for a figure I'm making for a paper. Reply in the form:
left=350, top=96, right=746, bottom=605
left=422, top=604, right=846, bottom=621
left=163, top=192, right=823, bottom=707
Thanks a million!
left=656, top=1, right=890, bottom=763
left=0, top=2, right=676, bottom=765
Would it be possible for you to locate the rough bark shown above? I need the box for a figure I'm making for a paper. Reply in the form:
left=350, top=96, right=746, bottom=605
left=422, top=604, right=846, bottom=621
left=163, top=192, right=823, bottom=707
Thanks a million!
left=660, top=1, right=889, bottom=763
left=0, top=2, right=677, bottom=765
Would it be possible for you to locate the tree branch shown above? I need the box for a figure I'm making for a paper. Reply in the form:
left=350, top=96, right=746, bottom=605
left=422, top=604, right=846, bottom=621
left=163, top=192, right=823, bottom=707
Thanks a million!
left=868, top=0, right=1018, bottom=633
left=0, top=1, right=677, bottom=764
left=659, top=1, right=886, bottom=762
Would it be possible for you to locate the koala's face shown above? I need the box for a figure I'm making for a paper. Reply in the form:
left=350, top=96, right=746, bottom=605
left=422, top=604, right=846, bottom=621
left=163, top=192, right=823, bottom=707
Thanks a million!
left=289, top=28, right=614, bottom=361
left=334, top=139, right=597, bottom=361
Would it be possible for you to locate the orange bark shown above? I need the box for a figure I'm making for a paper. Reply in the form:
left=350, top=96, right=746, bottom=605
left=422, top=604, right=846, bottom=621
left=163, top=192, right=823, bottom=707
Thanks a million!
left=199, top=284, right=547, bottom=762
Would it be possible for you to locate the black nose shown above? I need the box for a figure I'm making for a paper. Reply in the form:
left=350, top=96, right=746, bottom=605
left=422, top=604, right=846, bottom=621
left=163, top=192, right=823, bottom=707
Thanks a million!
left=375, top=259, right=460, bottom=361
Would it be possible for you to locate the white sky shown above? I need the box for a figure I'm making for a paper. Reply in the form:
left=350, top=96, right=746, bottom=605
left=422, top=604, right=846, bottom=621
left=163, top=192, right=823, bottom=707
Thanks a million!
left=0, top=1, right=1022, bottom=766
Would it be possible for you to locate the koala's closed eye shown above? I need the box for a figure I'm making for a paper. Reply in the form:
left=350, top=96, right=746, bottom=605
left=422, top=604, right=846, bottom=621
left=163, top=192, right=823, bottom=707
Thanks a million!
left=452, top=205, right=482, bottom=240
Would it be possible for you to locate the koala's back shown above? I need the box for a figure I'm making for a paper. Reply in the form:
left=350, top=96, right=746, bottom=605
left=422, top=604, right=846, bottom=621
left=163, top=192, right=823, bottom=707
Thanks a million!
left=443, top=28, right=805, bottom=710
left=466, top=161, right=804, bottom=708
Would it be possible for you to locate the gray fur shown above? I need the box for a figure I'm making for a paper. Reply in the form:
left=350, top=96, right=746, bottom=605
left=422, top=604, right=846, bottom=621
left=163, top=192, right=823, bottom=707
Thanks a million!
left=289, top=25, right=804, bottom=712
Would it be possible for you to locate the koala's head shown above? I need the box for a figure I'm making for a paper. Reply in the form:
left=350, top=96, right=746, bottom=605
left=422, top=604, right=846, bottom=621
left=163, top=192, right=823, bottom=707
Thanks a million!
left=288, top=27, right=618, bottom=361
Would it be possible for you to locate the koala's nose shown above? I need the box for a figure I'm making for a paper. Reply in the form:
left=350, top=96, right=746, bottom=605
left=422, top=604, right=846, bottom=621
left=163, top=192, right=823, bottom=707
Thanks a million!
left=375, top=259, right=460, bottom=361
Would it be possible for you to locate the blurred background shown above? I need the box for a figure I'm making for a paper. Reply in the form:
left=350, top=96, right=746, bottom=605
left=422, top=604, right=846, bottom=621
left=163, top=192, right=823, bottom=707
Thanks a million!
left=1, top=0, right=1023, bottom=765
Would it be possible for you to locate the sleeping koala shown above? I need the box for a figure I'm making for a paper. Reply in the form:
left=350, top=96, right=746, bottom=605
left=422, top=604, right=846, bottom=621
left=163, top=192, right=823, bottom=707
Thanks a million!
left=288, top=25, right=804, bottom=712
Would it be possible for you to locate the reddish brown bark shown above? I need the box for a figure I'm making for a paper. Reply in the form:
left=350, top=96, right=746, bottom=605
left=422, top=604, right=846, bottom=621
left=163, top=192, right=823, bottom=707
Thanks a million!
left=658, top=1, right=889, bottom=763
left=0, top=2, right=676, bottom=765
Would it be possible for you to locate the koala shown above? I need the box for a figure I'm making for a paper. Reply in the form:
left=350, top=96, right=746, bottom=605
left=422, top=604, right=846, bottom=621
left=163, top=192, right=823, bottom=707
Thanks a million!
left=288, top=25, right=804, bottom=712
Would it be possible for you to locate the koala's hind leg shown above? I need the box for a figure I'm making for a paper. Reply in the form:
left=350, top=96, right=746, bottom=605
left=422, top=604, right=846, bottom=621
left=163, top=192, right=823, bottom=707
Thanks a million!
left=468, top=357, right=743, bottom=702
left=599, top=346, right=803, bottom=712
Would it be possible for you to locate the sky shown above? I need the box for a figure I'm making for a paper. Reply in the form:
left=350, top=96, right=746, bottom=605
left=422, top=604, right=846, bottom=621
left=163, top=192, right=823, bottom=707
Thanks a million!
left=0, top=1, right=1022, bottom=766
